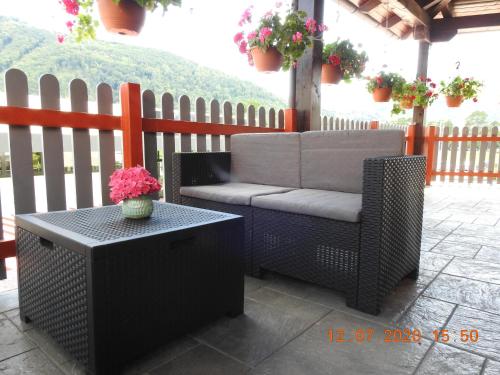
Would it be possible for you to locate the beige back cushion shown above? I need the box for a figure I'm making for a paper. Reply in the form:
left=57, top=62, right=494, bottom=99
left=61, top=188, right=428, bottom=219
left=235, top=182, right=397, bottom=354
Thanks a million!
left=300, top=130, right=405, bottom=193
left=231, top=133, right=301, bottom=188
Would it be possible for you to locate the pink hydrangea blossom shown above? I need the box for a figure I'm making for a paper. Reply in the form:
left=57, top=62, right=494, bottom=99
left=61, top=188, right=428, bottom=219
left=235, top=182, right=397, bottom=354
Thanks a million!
left=233, top=32, right=244, bottom=44
left=109, top=166, right=162, bottom=204
left=292, top=31, right=303, bottom=43
left=259, top=27, right=272, bottom=43
left=239, top=40, right=248, bottom=54
left=238, top=6, right=253, bottom=26
left=305, top=18, right=317, bottom=34
left=247, top=31, right=258, bottom=40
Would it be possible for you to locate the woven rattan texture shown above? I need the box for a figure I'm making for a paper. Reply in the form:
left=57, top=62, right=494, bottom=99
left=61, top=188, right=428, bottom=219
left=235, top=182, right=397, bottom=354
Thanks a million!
left=0, top=259, right=5, bottom=280
left=16, top=227, right=89, bottom=365
left=31, top=202, right=227, bottom=242
left=253, top=208, right=360, bottom=297
left=91, top=221, right=244, bottom=372
left=172, top=152, right=231, bottom=204
left=358, top=156, right=426, bottom=314
left=181, top=196, right=254, bottom=275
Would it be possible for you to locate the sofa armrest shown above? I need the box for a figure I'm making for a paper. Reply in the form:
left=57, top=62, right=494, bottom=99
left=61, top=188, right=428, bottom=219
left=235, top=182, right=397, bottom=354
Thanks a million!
left=172, top=152, right=231, bottom=204
left=357, top=155, right=426, bottom=314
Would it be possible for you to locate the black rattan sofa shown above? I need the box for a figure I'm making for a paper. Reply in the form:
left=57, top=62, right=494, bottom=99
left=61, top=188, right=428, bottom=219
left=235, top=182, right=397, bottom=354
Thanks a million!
left=173, top=130, right=426, bottom=315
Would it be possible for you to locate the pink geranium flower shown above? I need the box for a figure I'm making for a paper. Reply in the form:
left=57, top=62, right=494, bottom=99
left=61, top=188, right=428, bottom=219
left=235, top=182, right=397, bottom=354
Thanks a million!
left=109, top=166, right=162, bottom=204
left=57, top=34, right=65, bottom=43
left=239, top=40, right=248, bottom=54
left=305, top=18, right=317, bottom=34
left=239, top=6, right=253, bottom=26
left=259, top=27, right=272, bottom=43
left=233, top=32, right=244, bottom=44
left=247, top=31, right=258, bottom=40
left=292, top=32, right=303, bottom=43
left=60, top=0, right=79, bottom=16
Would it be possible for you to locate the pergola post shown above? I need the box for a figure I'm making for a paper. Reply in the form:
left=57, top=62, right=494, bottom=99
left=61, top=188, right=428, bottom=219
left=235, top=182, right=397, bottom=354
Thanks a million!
left=291, top=0, right=324, bottom=132
left=412, top=41, right=430, bottom=155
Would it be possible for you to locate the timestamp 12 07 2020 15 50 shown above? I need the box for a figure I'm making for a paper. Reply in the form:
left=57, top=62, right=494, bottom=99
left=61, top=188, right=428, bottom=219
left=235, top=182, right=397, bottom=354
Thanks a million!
left=327, top=328, right=479, bottom=344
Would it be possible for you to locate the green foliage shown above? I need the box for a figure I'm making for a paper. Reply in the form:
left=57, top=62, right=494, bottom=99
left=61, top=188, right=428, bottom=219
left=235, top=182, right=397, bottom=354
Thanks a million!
left=366, top=71, right=404, bottom=93
left=465, top=111, right=489, bottom=127
left=440, top=76, right=482, bottom=101
left=391, top=77, right=438, bottom=115
left=322, top=40, right=368, bottom=82
left=0, top=17, right=285, bottom=109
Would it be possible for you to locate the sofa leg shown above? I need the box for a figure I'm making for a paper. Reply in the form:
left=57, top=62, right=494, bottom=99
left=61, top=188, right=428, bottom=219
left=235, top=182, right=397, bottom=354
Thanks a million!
left=407, top=268, right=419, bottom=280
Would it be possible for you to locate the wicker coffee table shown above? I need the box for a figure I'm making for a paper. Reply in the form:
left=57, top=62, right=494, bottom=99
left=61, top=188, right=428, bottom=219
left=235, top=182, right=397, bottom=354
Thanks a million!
left=15, top=202, right=244, bottom=375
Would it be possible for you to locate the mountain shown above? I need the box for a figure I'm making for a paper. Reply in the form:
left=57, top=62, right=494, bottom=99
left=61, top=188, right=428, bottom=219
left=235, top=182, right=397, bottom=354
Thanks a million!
left=0, top=16, right=285, bottom=109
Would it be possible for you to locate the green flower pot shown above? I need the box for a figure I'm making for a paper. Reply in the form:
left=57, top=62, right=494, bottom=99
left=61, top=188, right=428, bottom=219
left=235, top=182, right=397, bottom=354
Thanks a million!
left=121, top=195, right=153, bottom=219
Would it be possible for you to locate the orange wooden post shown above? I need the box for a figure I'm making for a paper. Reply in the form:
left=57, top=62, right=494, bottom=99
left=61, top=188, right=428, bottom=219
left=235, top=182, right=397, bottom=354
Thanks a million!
left=120, top=83, right=143, bottom=168
left=284, top=108, right=297, bottom=132
left=423, top=125, right=437, bottom=186
left=369, top=120, right=379, bottom=130
left=406, top=124, right=416, bottom=155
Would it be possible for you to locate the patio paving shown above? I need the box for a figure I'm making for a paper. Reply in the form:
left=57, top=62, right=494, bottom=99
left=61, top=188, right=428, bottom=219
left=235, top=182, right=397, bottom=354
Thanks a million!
left=1, top=183, right=500, bottom=374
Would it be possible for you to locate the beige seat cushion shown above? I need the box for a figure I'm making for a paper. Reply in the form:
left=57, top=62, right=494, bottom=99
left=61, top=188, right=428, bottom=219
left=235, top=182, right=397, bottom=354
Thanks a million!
left=251, top=189, right=362, bottom=222
left=231, top=133, right=301, bottom=188
left=300, top=130, right=405, bottom=193
left=180, top=182, right=296, bottom=206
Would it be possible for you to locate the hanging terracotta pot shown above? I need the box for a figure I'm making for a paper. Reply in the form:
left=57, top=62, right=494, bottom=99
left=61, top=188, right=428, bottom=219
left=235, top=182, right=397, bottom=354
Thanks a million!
left=372, top=87, right=392, bottom=102
left=251, top=47, right=283, bottom=73
left=446, top=95, right=463, bottom=108
left=97, top=0, right=146, bottom=36
left=401, top=98, right=414, bottom=109
left=321, top=64, right=343, bottom=84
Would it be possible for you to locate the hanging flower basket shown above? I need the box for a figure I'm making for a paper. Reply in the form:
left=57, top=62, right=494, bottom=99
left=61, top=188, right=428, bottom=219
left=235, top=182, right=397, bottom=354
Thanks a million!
left=400, top=98, right=414, bottom=109
left=58, top=0, right=181, bottom=42
left=251, top=47, right=283, bottom=73
left=98, top=0, right=146, bottom=36
left=321, top=64, right=343, bottom=84
left=372, top=87, right=392, bottom=102
left=234, top=4, right=326, bottom=72
left=440, top=77, right=482, bottom=107
left=366, top=72, right=404, bottom=103
left=321, top=40, right=368, bottom=84
left=446, top=96, right=464, bottom=108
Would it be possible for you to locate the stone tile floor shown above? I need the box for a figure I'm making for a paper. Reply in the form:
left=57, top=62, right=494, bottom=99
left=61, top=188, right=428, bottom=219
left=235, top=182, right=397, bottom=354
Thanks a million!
left=1, top=183, right=500, bottom=374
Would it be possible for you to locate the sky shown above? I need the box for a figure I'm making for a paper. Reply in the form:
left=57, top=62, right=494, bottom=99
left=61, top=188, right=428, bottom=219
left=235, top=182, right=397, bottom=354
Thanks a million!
left=1, top=0, right=499, bottom=124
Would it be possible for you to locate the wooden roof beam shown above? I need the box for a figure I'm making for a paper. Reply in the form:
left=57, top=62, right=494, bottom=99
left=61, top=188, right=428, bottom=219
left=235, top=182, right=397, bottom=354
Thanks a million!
left=359, top=0, right=381, bottom=13
left=428, top=0, right=453, bottom=18
left=431, top=13, right=500, bottom=42
left=393, top=0, right=431, bottom=26
left=382, top=13, right=404, bottom=28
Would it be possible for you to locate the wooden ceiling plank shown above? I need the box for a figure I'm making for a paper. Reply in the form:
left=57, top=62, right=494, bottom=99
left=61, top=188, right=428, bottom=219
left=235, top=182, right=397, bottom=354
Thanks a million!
left=431, top=13, right=500, bottom=41
left=382, top=13, right=404, bottom=27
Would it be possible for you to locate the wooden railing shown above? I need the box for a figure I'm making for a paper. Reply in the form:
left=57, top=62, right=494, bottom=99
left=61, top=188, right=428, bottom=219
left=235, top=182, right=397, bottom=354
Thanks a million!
left=0, top=68, right=291, bottom=267
left=423, top=125, right=499, bottom=185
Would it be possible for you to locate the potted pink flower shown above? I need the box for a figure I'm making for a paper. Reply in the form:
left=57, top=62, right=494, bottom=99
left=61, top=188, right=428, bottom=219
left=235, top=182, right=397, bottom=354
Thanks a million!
left=234, top=3, right=326, bottom=72
left=109, top=166, right=161, bottom=219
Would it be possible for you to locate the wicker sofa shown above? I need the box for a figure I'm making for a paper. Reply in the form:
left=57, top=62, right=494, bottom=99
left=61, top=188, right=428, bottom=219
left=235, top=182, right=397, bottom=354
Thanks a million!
left=172, top=130, right=426, bottom=315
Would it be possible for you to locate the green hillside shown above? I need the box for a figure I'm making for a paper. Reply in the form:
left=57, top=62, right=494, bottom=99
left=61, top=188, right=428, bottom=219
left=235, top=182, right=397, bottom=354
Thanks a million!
left=0, top=16, right=285, bottom=109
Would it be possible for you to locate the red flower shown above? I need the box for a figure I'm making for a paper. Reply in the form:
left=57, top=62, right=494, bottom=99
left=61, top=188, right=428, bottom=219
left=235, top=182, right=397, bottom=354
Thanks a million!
left=109, top=166, right=161, bottom=204
left=473, top=97, right=478, bottom=102
left=425, top=91, right=433, bottom=97
left=418, top=75, right=426, bottom=81
left=426, top=78, right=432, bottom=82
left=60, top=0, right=79, bottom=16
left=411, top=85, right=416, bottom=91
left=239, top=40, right=248, bottom=54
left=57, top=34, right=65, bottom=43
left=328, top=54, right=341, bottom=66
left=376, top=76, right=383, bottom=86
left=430, top=83, right=436, bottom=89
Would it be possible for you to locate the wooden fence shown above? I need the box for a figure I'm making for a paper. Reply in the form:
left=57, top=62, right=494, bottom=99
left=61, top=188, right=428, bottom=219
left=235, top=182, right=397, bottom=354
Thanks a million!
left=321, top=115, right=370, bottom=130
left=424, top=125, right=499, bottom=185
left=0, top=68, right=292, bottom=271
